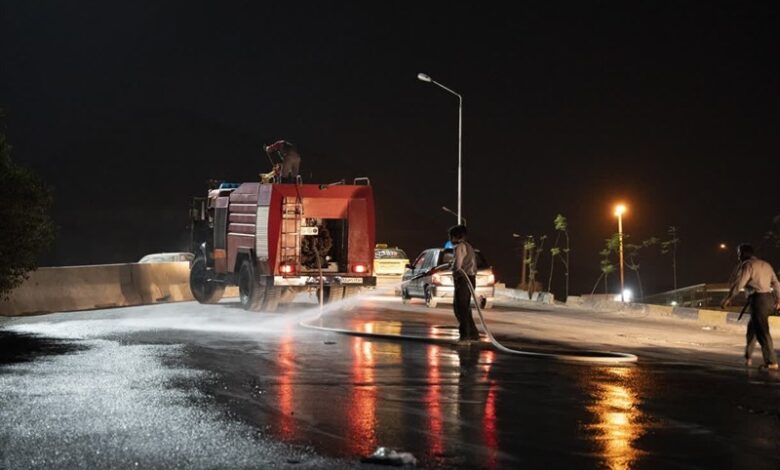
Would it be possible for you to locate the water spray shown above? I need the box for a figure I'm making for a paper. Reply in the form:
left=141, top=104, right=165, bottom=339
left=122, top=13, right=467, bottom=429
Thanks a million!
left=300, top=266, right=638, bottom=364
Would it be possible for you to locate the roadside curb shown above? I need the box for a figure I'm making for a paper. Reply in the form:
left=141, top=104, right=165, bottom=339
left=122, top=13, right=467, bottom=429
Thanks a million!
left=571, top=295, right=780, bottom=329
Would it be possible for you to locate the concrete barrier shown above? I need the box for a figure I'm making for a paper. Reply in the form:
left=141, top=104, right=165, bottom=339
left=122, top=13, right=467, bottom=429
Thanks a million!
left=131, top=262, right=193, bottom=304
left=696, top=309, right=728, bottom=325
left=3, top=264, right=775, bottom=329
left=577, top=295, right=750, bottom=326
left=495, top=287, right=554, bottom=304
left=646, top=304, right=674, bottom=317
left=0, top=263, right=238, bottom=316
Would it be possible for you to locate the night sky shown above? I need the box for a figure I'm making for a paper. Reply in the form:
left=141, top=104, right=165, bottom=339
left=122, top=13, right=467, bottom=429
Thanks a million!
left=2, top=2, right=779, bottom=298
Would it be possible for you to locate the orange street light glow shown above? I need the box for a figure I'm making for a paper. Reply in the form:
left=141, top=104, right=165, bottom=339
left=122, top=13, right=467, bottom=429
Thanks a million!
left=614, top=204, right=627, bottom=217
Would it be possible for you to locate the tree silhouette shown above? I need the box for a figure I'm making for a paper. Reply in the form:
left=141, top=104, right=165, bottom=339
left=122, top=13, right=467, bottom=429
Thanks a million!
left=0, top=113, right=55, bottom=299
left=547, top=214, right=570, bottom=299
left=625, top=237, right=659, bottom=300
left=592, top=234, right=619, bottom=295
left=524, top=234, right=546, bottom=299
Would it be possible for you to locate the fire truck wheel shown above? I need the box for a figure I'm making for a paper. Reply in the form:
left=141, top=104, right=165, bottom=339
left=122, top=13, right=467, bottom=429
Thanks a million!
left=239, top=260, right=265, bottom=311
left=324, top=286, right=345, bottom=303
left=190, top=257, right=225, bottom=304
left=262, top=286, right=281, bottom=312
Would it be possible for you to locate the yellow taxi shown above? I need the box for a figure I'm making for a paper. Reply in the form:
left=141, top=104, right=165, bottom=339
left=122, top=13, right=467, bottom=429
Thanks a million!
left=373, top=244, right=409, bottom=276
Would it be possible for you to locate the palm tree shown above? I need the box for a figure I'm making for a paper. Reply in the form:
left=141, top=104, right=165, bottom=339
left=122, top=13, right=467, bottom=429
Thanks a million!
left=592, top=257, right=616, bottom=295
left=592, top=234, right=620, bottom=295
left=525, top=235, right=547, bottom=299
left=590, top=233, right=626, bottom=295
left=547, top=214, right=570, bottom=299
left=624, top=237, right=659, bottom=300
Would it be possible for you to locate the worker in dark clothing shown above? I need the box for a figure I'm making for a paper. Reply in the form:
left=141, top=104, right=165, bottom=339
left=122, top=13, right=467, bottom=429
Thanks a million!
left=721, top=243, right=780, bottom=370
left=449, top=225, right=481, bottom=342
left=264, top=140, right=301, bottom=183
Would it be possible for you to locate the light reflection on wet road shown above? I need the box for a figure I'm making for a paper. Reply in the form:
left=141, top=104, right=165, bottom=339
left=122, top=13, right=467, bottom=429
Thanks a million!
left=2, top=299, right=780, bottom=468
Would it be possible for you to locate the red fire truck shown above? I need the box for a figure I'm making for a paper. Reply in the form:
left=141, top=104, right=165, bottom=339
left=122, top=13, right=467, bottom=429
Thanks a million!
left=189, top=179, right=376, bottom=311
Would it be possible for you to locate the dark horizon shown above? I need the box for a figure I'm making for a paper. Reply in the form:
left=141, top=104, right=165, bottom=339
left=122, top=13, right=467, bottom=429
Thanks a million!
left=2, top=2, right=779, bottom=298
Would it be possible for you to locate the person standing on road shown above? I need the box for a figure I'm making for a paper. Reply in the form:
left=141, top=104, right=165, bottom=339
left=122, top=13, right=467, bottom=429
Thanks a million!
left=721, top=243, right=780, bottom=370
left=449, top=225, right=480, bottom=342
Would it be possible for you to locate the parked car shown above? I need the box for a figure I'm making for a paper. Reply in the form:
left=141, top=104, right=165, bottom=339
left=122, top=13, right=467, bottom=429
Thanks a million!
left=138, top=252, right=195, bottom=264
left=374, top=244, right=410, bottom=276
left=401, top=247, right=495, bottom=308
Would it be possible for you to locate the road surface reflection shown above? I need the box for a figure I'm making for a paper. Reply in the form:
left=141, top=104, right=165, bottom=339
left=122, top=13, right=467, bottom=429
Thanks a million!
left=258, top=316, right=655, bottom=468
left=583, top=367, right=646, bottom=469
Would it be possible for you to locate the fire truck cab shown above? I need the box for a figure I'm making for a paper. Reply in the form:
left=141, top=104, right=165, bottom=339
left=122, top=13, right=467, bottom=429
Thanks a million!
left=189, top=179, right=376, bottom=311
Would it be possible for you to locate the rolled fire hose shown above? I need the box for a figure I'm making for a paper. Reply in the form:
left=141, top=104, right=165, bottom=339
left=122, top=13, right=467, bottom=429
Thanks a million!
left=300, top=266, right=637, bottom=364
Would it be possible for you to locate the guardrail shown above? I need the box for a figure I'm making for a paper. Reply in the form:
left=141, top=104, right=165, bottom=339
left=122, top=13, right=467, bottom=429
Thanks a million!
left=570, top=294, right=780, bottom=329
left=0, top=263, right=237, bottom=317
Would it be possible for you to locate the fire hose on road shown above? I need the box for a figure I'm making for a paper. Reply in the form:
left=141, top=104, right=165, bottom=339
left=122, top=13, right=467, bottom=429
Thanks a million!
left=299, top=265, right=638, bottom=364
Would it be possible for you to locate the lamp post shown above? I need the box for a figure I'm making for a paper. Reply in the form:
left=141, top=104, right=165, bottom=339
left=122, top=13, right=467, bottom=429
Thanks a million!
left=614, top=204, right=627, bottom=302
left=418, top=73, right=463, bottom=224
left=442, top=206, right=466, bottom=226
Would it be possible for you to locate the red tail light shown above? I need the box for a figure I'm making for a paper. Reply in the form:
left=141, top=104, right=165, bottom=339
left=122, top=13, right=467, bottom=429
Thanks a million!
left=352, top=263, right=368, bottom=274
left=280, top=263, right=296, bottom=274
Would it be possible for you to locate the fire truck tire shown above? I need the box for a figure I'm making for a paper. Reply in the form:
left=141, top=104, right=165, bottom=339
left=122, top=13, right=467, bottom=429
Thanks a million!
left=262, top=286, right=281, bottom=312
left=190, top=257, right=225, bottom=304
left=239, top=260, right=265, bottom=311
left=325, top=286, right=344, bottom=303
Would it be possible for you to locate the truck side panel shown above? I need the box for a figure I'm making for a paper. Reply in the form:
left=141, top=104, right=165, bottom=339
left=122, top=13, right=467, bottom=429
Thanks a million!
left=214, top=196, right=229, bottom=272
left=227, top=184, right=259, bottom=273
left=265, top=186, right=283, bottom=275
left=302, top=198, right=349, bottom=219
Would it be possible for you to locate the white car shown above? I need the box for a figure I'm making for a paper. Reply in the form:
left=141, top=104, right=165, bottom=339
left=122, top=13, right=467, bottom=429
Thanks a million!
left=138, top=252, right=195, bottom=264
left=401, top=247, right=495, bottom=308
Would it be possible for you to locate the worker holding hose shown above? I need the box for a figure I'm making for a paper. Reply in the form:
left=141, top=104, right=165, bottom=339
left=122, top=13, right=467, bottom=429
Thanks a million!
left=449, top=225, right=481, bottom=343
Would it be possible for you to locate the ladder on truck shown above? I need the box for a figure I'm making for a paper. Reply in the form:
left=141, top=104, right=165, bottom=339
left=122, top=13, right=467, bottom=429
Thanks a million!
left=280, top=197, right=302, bottom=269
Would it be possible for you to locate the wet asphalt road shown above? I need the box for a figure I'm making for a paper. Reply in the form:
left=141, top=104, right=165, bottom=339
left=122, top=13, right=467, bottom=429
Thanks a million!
left=2, top=296, right=780, bottom=469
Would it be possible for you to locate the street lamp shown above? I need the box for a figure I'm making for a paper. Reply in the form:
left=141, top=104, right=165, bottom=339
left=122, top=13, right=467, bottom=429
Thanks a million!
left=418, top=73, right=463, bottom=224
left=442, top=206, right=466, bottom=226
left=719, top=243, right=736, bottom=283
left=614, top=204, right=627, bottom=302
